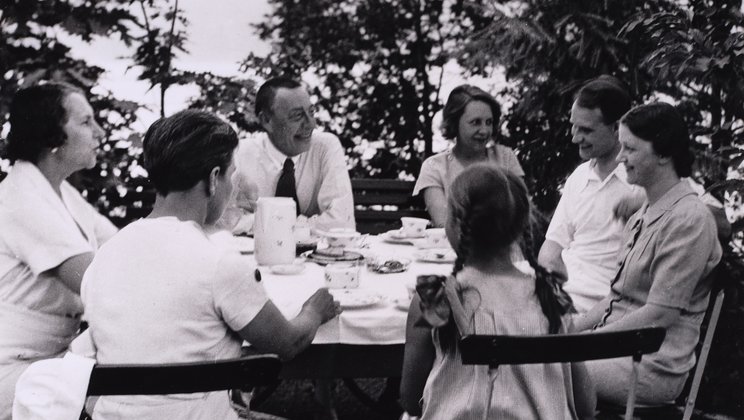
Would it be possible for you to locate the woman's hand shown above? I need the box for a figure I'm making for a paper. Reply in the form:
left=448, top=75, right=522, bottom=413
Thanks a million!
left=612, top=191, right=645, bottom=222
left=302, top=288, right=342, bottom=324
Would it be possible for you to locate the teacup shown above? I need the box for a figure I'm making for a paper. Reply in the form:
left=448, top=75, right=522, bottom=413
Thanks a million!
left=323, top=228, right=361, bottom=249
left=400, top=217, right=429, bottom=238
left=422, top=228, right=448, bottom=249
left=324, top=262, right=361, bottom=289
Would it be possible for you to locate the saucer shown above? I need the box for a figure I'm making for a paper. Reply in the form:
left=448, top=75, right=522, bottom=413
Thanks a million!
left=414, top=249, right=457, bottom=264
left=330, top=289, right=382, bottom=309
left=381, top=230, right=416, bottom=245
left=302, top=250, right=364, bottom=266
left=270, top=262, right=306, bottom=275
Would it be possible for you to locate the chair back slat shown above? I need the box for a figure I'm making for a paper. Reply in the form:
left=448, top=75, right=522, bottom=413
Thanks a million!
left=351, top=178, right=428, bottom=234
left=86, top=355, right=281, bottom=396
left=460, top=327, right=666, bottom=367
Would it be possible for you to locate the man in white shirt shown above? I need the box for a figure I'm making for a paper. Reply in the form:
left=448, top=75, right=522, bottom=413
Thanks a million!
left=538, top=75, right=635, bottom=313
left=224, top=77, right=355, bottom=233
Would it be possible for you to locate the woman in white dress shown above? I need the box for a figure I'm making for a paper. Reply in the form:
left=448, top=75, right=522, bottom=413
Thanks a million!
left=0, top=82, right=117, bottom=417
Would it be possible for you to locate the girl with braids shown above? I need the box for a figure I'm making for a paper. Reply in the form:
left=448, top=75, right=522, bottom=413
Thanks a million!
left=400, top=164, right=595, bottom=420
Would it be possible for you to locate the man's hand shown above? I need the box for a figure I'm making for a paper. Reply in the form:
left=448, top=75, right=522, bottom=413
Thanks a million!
left=613, top=191, right=645, bottom=222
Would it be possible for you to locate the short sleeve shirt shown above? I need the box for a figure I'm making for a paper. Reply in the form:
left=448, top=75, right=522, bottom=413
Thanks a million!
left=601, top=181, right=721, bottom=376
left=82, top=217, right=269, bottom=365
left=413, top=144, right=524, bottom=198
left=0, top=161, right=117, bottom=317
left=544, top=161, right=639, bottom=312
left=610, top=181, right=721, bottom=313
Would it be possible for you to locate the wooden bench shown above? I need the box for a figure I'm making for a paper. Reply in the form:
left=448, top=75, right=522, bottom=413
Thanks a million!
left=105, top=178, right=429, bottom=233
left=351, top=178, right=428, bottom=234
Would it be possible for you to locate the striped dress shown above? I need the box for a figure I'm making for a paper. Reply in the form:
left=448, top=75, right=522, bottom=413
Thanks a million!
left=420, top=266, right=577, bottom=420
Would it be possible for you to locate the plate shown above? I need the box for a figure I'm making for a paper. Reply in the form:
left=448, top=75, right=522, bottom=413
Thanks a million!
left=414, top=249, right=457, bottom=264
left=367, top=258, right=411, bottom=274
left=301, top=250, right=364, bottom=266
left=391, top=297, right=412, bottom=311
left=270, top=262, right=306, bottom=275
left=330, top=289, right=382, bottom=309
left=381, top=230, right=415, bottom=245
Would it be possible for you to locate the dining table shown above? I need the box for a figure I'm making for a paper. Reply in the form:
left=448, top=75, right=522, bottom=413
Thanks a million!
left=224, top=230, right=456, bottom=381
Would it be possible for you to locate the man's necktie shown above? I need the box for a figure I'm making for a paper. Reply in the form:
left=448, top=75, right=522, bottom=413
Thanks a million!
left=275, top=158, right=299, bottom=215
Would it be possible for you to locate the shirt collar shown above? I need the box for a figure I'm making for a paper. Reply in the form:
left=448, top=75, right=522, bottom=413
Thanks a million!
left=262, top=133, right=299, bottom=170
left=640, top=180, right=696, bottom=227
left=579, top=160, right=631, bottom=191
left=11, top=160, right=60, bottom=200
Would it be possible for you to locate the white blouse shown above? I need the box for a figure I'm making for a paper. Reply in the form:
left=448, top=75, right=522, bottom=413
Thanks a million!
left=0, top=160, right=117, bottom=317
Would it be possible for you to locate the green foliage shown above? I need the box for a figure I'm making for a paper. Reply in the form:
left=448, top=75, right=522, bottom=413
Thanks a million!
left=458, top=0, right=681, bottom=210
left=460, top=0, right=744, bottom=415
left=242, top=0, right=482, bottom=178
left=0, top=0, right=260, bottom=226
left=0, top=0, right=144, bottom=203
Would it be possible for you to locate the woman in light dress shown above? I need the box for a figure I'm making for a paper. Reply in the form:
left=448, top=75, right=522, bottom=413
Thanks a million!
left=402, top=164, right=594, bottom=419
left=413, top=85, right=524, bottom=227
left=0, top=82, right=118, bottom=417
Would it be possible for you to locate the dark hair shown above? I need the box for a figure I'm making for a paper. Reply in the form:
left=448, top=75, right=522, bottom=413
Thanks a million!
left=620, top=102, right=694, bottom=177
left=254, top=76, right=303, bottom=119
left=5, top=82, right=85, bottom=163
left=143, top=110, right=239, bottom=196
left=575, top=75, right=632, bottom=124
left=440, top=84, right=502, bottom=141
left=447, top=164, right=573, bottom=336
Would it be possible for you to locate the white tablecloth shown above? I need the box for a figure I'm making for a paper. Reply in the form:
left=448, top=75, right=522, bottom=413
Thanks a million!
left=254, top=235, right=453, bottom=345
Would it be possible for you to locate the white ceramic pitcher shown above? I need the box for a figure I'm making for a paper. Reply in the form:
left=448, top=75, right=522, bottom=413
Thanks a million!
left=254, top=197, right=296, bottom=266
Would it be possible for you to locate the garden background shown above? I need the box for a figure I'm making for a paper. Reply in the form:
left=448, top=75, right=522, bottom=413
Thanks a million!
left=1, top=0, right=743, bottom=417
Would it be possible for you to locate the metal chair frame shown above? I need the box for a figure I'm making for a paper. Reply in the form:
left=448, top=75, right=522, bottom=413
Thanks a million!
left=459, top=327, right=667, bottom=420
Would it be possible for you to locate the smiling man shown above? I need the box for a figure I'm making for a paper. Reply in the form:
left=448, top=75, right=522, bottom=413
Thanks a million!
left=538, top=75, right=636, bottom=313
left=224, top=77, right=355, bottom=232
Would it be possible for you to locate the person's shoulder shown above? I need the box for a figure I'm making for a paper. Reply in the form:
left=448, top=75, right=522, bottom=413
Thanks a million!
left=311, top=131, right=343, bottom=149
left=561, top=160, right=592, bottom=188
left=422, top=150, right=450, bottom=166
left=237, top=135, right=265, bottom=154
left=492, top=143, right=516, bottom=155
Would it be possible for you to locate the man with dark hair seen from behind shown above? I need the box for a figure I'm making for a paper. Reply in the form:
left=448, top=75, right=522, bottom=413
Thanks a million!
left=223, top=76, right=355, bottom=233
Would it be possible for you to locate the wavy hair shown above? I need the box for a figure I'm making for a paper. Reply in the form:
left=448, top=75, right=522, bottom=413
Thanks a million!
left=440, top=84, right=502, bottom=141
left=5, top=82, right=84, bottom=163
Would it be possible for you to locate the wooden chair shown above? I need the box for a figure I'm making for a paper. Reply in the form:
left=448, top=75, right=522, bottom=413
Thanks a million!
left=597, top=279, right=728, bottom=419
left=86, top=354, right=281, bottom=396
left=459, top=327, right=666, bottom=420
left=351, top=179, right=428, bottom=234
left=680, top=285, right=725, bottom=419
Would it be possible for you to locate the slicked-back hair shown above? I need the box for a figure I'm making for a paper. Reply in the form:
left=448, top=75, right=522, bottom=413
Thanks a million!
left=620, top=102, right=694, bottom=177
left=440, top=84, right=502, bottom=141
left=5, top=82, right=84, bottom=163
left=254, top=76, right=303, bottom=119
left=143, top=110, right=239, bottom=196
left=575, top=75, right=632, bottom=125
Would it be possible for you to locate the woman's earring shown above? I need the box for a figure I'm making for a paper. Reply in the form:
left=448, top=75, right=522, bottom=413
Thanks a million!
left=51, top=147, right=59, bottom=154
